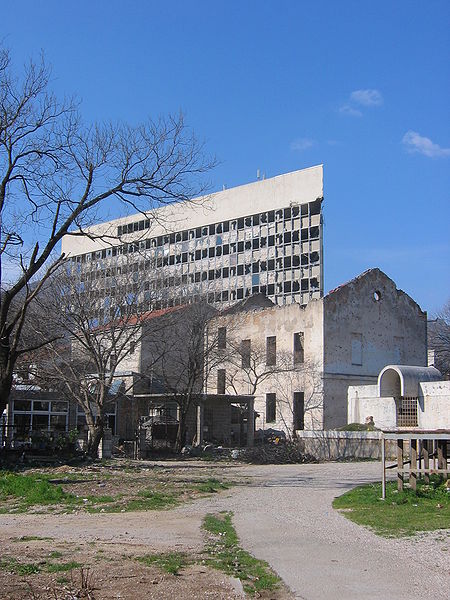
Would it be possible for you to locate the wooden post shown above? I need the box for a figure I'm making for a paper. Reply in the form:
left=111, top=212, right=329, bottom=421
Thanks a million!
left=410, top=438, right=417, bottom=492
left=246, top=398, right=255, bottom=447
left=423, top=440, right=430, bottom=484
left=397, top=438, right=403, bottom=492
left=381, top=437, right=386, bottom=500
left=443, top=441, right=448, bottom=481
left=437, top=440, right=444, bottom=474
left=196, top=402, right=204, bottom=447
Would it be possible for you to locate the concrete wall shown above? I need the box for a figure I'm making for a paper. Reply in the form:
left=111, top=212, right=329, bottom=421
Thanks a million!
left=296, top=430, right=397, bottom=460
left=348, top=384, right=397, bottom=430
left=418, top=380, right=450, bottom=429
left=323, top=269, right=427, bottom=428
left=348, top=380, right=450, bottom=430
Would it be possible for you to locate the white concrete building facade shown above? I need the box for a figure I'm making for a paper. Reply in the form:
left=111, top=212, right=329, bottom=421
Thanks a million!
left=62, top=166, right=324, bottom=312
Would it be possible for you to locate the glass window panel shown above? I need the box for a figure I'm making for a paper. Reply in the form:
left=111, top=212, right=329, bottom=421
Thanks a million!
left=33, top=401, right=49, bottom=411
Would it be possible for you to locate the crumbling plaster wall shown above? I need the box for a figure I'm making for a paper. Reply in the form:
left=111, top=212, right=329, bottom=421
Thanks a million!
left=323, top=269, right=427, bottom=428
left=210, top=299, right=324, bottom=433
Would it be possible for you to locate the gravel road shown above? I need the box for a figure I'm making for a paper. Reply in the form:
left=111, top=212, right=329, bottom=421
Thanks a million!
left=1, top=461, right=448, bottom=599
left=180, top=461, right=449, bottom=600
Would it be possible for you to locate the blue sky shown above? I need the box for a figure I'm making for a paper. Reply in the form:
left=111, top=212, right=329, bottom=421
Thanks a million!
left=3, top=0, right=449, bottom=314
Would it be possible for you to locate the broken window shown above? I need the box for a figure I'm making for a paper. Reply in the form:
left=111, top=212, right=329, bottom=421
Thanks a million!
left=293, top=392, right=304, bottom=430
left=266, top=336, right=276, bottom=366
left=293, top=332, right=304, bottom=365
left=218, top=327, right=227, bottom=350
left=266, top=393, right=276, bottom=423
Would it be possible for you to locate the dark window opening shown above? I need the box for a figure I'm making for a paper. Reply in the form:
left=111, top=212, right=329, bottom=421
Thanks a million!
left=241, top=339, right=251, bottom=368
left=218, top=327, right=227, bottom=349
left=266, top=393, right=276, bottom=423
left=266, top=336, right=276, bottom=366
left=293, top=332, right=304, bottom=365
left=293, top=392, right=304, bottom=430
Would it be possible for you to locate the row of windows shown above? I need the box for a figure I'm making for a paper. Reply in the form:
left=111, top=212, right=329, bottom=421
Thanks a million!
left=85, top=286, right=319, bottom=324
left=72, top=229, right=320, bottom=266
left=265, top=392, right=305, bottom=429
left=217, top=330, right=305, bottom=367
left=116, top=201, right=321, bottom=239
left=82, top=251, right=320, bottom=282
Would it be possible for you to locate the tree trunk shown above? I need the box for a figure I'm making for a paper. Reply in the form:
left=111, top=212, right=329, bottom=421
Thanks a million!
left=0, top=339, right=13, bottom=416
left=175, top=418, right=187, bottom=453
left=86, top=415, right=105, bottom=458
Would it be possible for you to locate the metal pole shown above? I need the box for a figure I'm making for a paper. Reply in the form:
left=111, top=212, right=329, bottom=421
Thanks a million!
left=381, top=436, right=386, bottom=500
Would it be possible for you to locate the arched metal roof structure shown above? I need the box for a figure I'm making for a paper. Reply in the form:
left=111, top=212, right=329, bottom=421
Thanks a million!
left=378, top=365, right=442, bottom=397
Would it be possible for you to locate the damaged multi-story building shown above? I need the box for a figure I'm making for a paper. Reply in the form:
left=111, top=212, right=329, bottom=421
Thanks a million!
left=207, top=269, right=428, bottom=433
left=61, top=165, right=324, bottom=314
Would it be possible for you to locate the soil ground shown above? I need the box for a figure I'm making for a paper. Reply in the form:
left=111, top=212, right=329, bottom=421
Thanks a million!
left=0, top=458, right=291, bottom=599
left=1, top=459, right=448, bottom=599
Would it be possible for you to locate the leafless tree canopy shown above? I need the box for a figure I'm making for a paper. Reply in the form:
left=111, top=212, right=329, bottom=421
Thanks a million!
left=144, top=302, right=220, bottom=451
left=31, top=266, right=178, bottom=456
left=429, top=299, right=450, bottom=379
left=0, top=46, right=215, bottom=415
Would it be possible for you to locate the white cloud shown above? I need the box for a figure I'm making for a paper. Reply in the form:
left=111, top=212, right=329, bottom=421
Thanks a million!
left=402, top=130, right=450, bottom=158
left=338, top=104, right=362, bottom=118
left=290, top=138, right=316, bottom=151
left=350, top=89, right=383, bottom=106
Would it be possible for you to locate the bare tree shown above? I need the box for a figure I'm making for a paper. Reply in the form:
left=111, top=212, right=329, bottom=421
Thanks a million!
left=145, top=301, right=221, bottom=451
left=33, top=265, right=178, bottom=457
left=273, top=359, right=323, bottom=439
left=224, top=337, right=292, bottom=396
left=0, top=46, right=214, bottom=416
left=429, top=299, right=450, bottom=379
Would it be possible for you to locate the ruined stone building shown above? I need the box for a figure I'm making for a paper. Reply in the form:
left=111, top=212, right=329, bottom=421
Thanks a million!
left=61, top=165, right=324, bottom=316
left=207, top=269, right=427, bottom=434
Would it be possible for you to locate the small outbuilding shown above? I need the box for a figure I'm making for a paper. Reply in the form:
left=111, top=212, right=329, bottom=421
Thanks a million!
left=348, top=365, right=449, bottom=430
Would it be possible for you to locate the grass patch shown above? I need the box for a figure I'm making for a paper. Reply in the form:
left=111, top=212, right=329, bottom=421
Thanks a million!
left=202, top=512, right=280, bottom=594
left=333, top=477, right=450, bottom=537
left=0, top=557, right=41, bottom=575
left=136, top=552, right=188, bottom=575
left=195, top=478, right=230, bottom=494
left=45, top=561, right=82, bottom=573
left=128, top=490, right=179, bottom=511
left=86, top=490, right=179, bottom=513
left=335, top=422, right=378, bottom=431
left=0, top=472, right=75, bottom=508
left=0, top=555, right=81, bottom=575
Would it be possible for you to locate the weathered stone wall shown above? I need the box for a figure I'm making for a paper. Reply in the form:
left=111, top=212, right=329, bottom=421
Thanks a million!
left=209, top=299, right=324, bottom=433
left=296, top=430, right=397, bottom=460
left=323, top=269, right=427, bottom=428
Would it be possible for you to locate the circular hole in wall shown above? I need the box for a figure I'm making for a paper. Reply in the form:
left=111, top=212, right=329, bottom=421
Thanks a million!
left=373, top=290, right=381, bottom=302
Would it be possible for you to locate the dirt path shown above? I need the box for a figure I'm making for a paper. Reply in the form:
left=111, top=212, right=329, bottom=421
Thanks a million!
left=180, top=462, right=449, bottom=600
left=1, top=461, right=449, bottom=599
